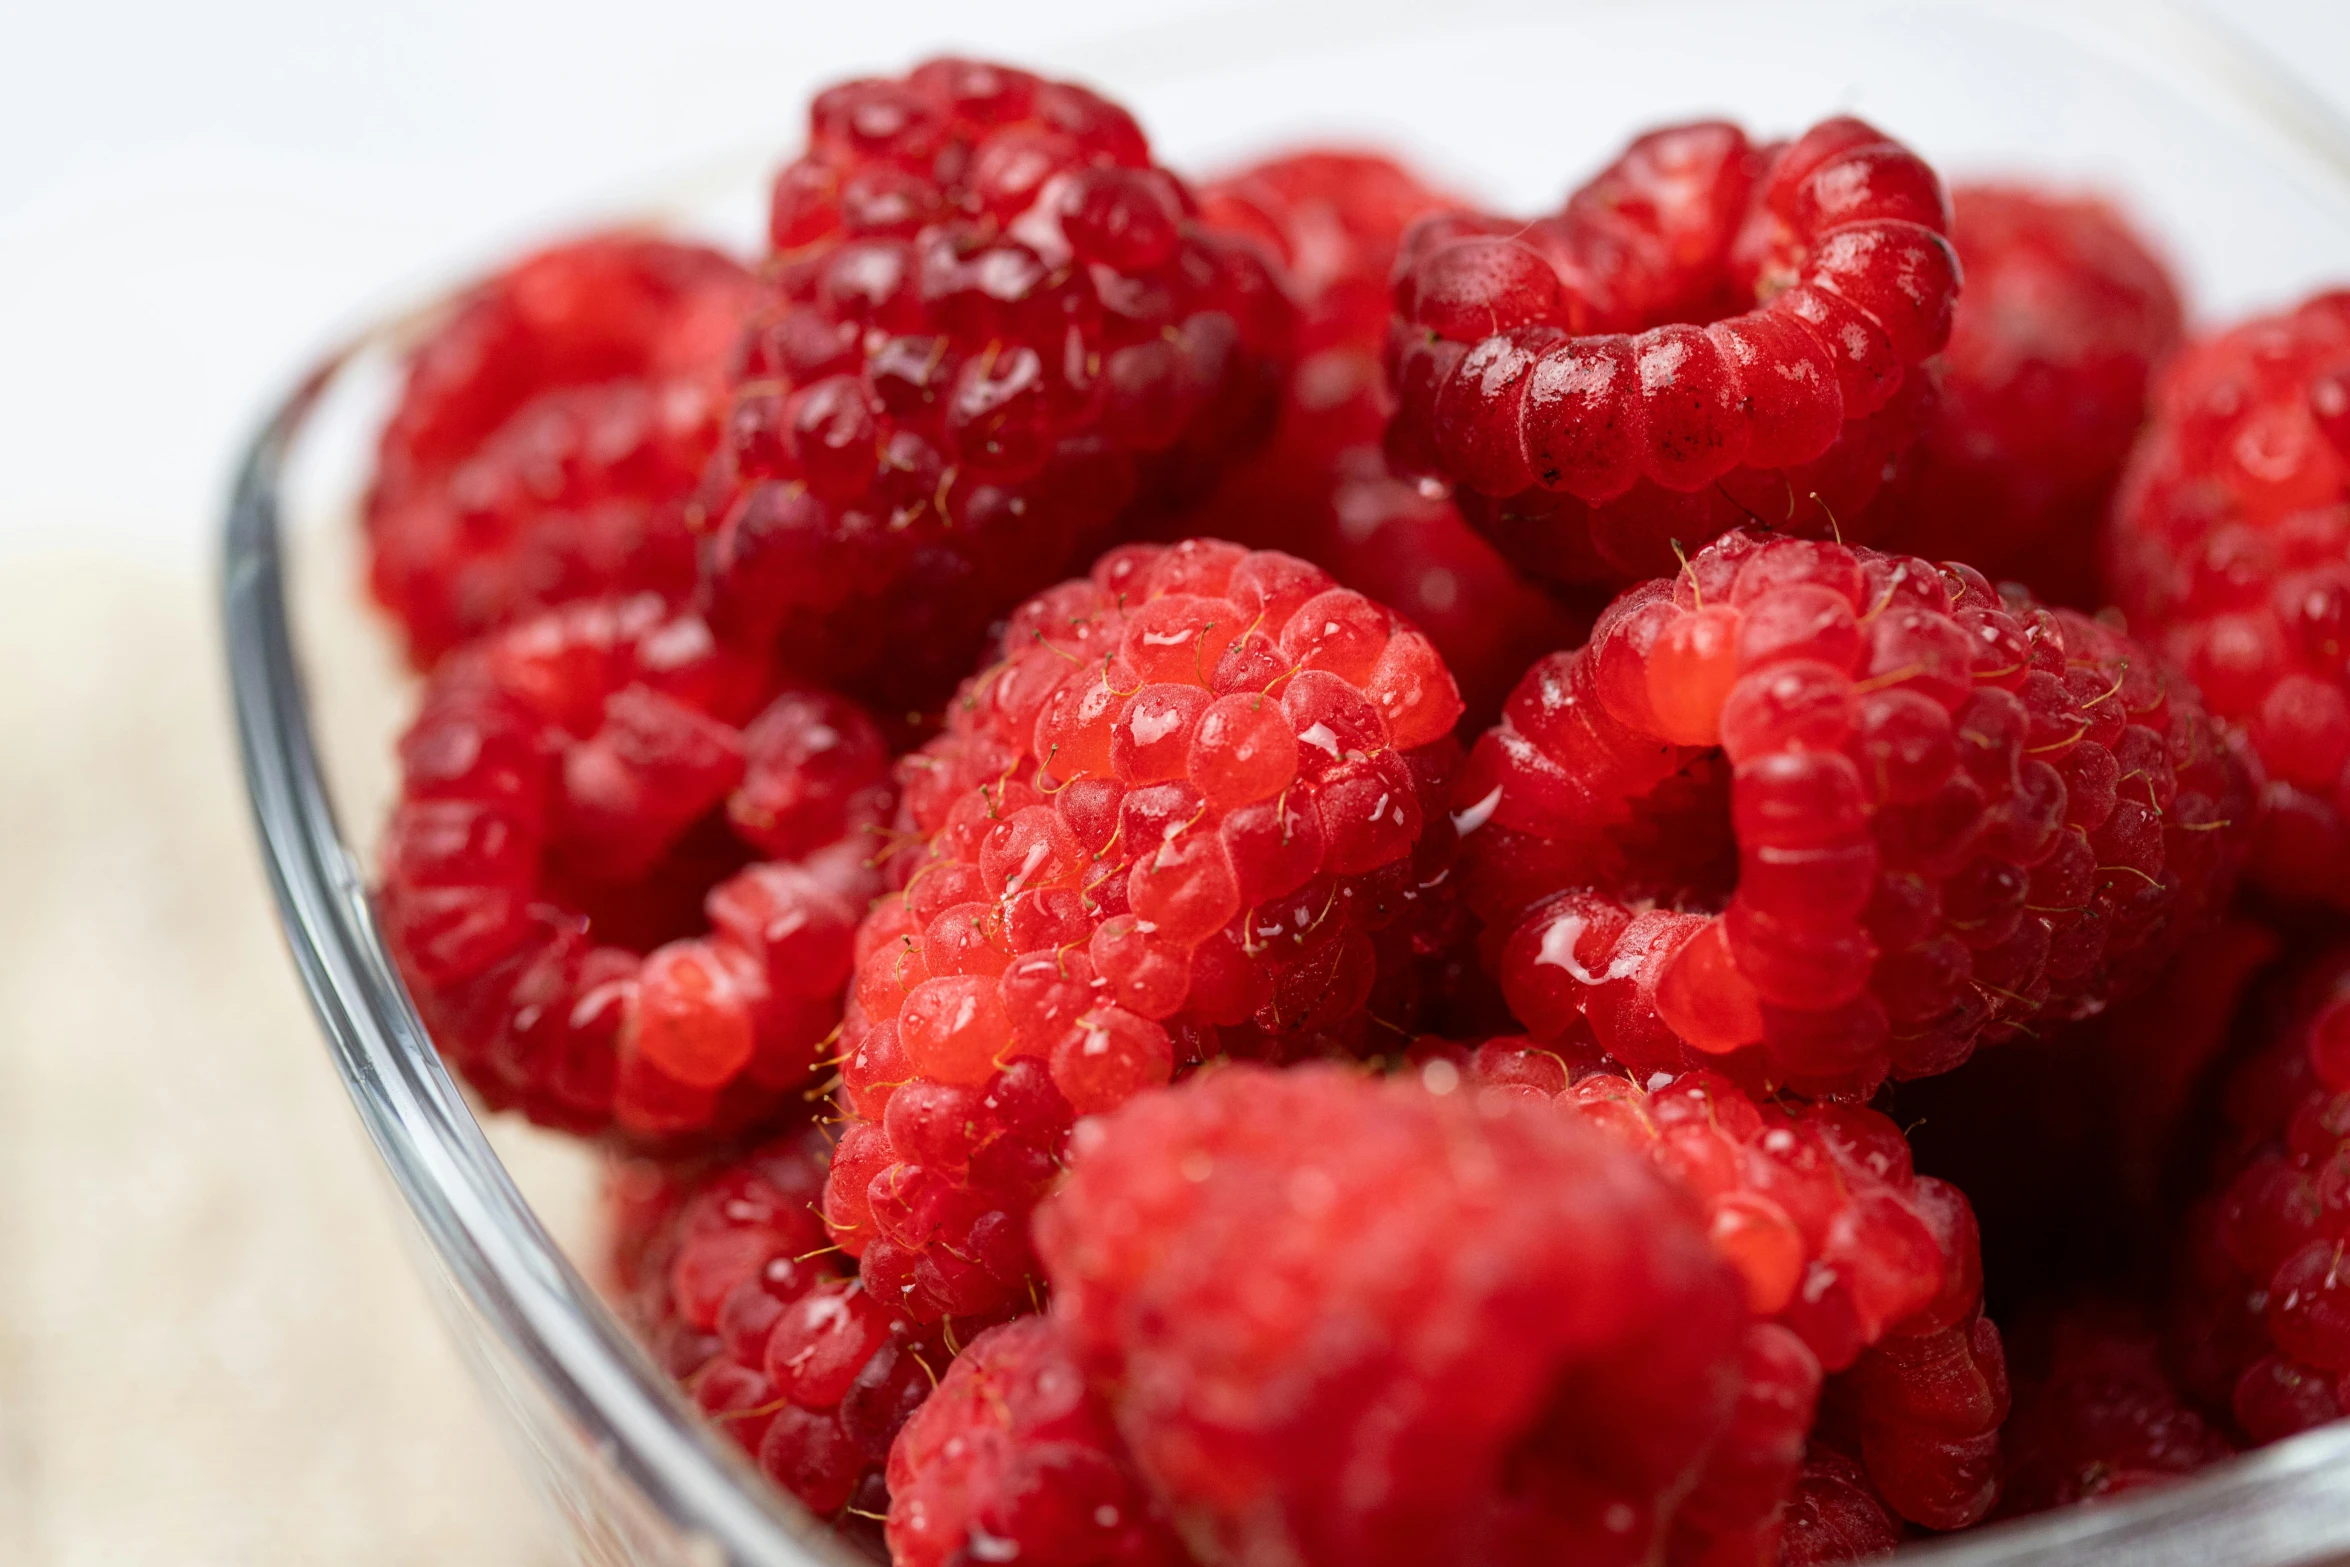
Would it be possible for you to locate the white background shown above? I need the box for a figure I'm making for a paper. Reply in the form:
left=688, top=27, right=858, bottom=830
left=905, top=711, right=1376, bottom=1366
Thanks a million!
left=4, top=0, right=2350, bottom=571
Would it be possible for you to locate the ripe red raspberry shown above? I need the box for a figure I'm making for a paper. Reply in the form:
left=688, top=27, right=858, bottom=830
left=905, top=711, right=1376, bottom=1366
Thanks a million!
left=1996, top=1302, right=2233, bottom=1517
left=378, top=595, right=891, bottom=1137
left=820, top=539, right=1465, bottom=1324
left=1033, top=1062, right=1749, bottom=1567
left=1426, top=1040, right=2002, bottom=1533
left=1387, top=118, right=1957, bottom=588
left=1200, top=149, right=1459, bottom=356
left=1866, top=185, right=2184, bottom=608
left=885, top=1315, right=1183, bottom=1567
left=1190, top=150, right=1585, bottom=722
left=2109, top=290, right=2350, bottom=905
left=1458, top=529, right=2258, bottom=1097
left=609, top=1132, right=943, bottom=1532
left=2169, top=940, right=2350, bottom=1444
left=701, top=58, right=1295, bottom=712
left=1774, top=1445, right=1904, bottom=1565
left=366, top=233, right=756, bottom=663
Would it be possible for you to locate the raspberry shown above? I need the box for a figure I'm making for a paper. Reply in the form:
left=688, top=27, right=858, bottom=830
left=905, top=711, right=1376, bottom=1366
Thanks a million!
left=1190, top=150, right=1585, bottom=721
left=1866, top=185, right=2184, bottom=608
left=366, top=233, right=756, bottom=663
left=2169, top=940, right=2350, bottom=1445
left=1426, top=1039, right=2002, bottom=1533
left=609, top=1132, right=943, bottom=1533
left=1774, top=1445, right=1904, bottom=1565
left=701, top=58, right=1295, bottom=712
left=1996, top=1302, right=2233, bottom=1517
left=2109, top=290, right=2350, bottom=905
left=1199, top=149, right=1459, bottom=357
left=1033, top=1062, right=1748, bottom=1567
left=885, top=1315, right=1182, bottom=1567
left=1387, top=118, right=1957, bottom=588
left=1458, top=529, right=2258, bottom=1096
left=821, top=539, right=1465, bottom=1323
left=378, top=595, right=891, bottom=1137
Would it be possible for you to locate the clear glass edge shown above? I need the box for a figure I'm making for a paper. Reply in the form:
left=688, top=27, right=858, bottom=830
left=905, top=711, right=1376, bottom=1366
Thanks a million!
left=221, top=352, right=864, bottom=1567
left=216, top=2, right=2350, bottom=1559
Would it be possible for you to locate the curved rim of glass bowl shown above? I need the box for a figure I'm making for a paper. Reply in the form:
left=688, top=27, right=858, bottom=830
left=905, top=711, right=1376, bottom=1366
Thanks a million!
left=221, top=339, right=866, bottom=1567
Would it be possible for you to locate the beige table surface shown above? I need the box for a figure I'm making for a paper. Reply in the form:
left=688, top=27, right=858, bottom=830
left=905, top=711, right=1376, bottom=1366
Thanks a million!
left=0, top=553, right=597, bottom=1565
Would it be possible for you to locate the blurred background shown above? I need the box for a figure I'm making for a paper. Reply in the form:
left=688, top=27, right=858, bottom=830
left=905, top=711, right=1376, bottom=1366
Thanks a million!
left=2, top=1, right=2347, bottom=1562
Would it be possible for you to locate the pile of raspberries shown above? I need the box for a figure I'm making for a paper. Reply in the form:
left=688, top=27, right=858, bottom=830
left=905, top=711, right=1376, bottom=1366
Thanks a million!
left=359, top=54, right=2350, bottom=1567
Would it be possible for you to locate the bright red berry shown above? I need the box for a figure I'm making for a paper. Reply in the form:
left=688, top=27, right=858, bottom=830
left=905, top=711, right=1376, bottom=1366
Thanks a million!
left=1188, top=150, right=1586, bottom=722
left=2170, top=941, right=2350, bottom=1445
left=608, top=1132, right=946, bottom=1537
left=378, top=595, right=891, bottom=1137
left=1387, top=118, right=1957, bottom=588
left=1426, top=1038, right=2003, bottom=1534
left=700, top=58, right=1296, bottom=713
left=1033, top=1063, right=1749, bottom=1567
left=822, top=540, right=1466, bottom=1323
left=2109, top=289, right=2350, bottom=905
left=886, top=1315, right=1183, bottom=1567
left=1866, top=184, right=2183, bottom=608
left=366, top=233, right=756, bottom=663
left=1200, top=149, right=1459, bottom=357
left=1457, top=529, right=2259, bottom=1097
left=1997, top=1302, right=2233, bottom=1517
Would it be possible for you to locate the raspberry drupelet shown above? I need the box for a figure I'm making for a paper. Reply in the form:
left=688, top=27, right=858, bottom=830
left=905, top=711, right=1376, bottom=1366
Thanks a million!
left=1191, top=150, right=1584, bottom=723
left=1866, top=184, right=2184, bottom=608
left=821, top=539, right=1466, bottom=1325
left=378, top=594, right=892, bottom=1137
left=1774, top=1446, right=1904, bottom=1565
left=1386, top=117, right=1957, bottom=588
left=700, top=58, right=1296, bottom=712
left=366, top=233, right=757, bottom=664
left=608, top=1132, right=943, bottom=1532
left=2108, top=290, right=2350, bottom=906
left=1996, top=1302, right=2233, bottom=1517
left=1457, top=528, right=2259, bottom=1097
left=2170, top=941, right=2350, bottom=1445
left=1033, top=1063, right=1749, bottom=1567
left=1425, top=1039, right=2005, bottom=1535
left=886, top=1315, right=1184, bottom=1567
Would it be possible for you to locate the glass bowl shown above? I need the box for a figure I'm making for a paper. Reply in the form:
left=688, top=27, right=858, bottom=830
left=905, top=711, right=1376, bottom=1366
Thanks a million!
left=223, top=3, right=2350, bottom=1562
